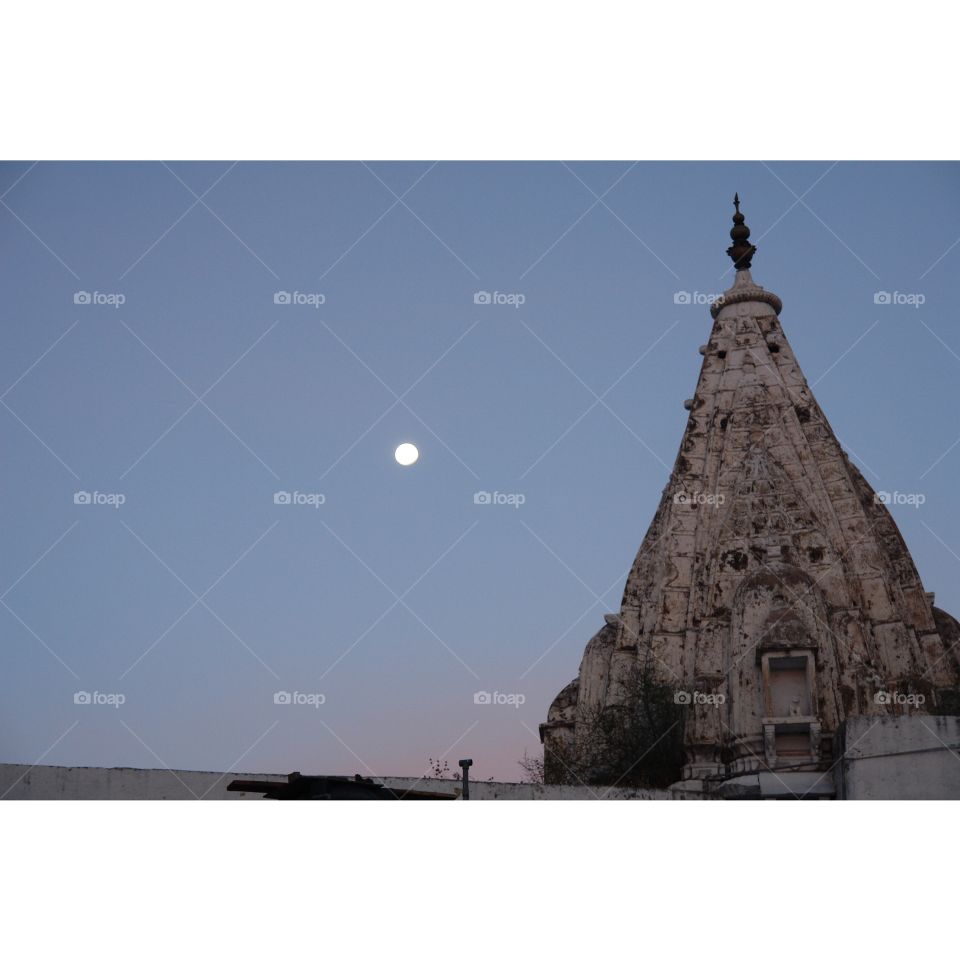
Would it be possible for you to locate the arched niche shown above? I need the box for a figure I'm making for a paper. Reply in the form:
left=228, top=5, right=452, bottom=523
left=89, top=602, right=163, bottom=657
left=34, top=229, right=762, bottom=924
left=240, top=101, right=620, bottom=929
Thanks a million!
left=727, top=564, right=829, bottom=768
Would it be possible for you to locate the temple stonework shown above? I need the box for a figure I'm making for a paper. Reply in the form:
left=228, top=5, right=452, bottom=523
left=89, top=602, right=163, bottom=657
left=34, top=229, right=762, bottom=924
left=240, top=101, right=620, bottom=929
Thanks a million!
left=540, top=197, right=960, bottom=797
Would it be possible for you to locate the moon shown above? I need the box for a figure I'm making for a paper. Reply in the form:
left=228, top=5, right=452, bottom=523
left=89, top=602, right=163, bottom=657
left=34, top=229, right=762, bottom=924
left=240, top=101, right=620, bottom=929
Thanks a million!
left=394, top=442, right=419, bottom=466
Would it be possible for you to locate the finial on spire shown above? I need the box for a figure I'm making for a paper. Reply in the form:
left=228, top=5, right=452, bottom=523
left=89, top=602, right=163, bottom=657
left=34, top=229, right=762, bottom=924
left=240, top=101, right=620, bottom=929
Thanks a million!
left=726, top=193, right=756, bottom=270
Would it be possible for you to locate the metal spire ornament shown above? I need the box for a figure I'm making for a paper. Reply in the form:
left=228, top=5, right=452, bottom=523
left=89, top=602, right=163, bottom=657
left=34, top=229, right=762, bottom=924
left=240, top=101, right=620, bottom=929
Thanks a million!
left=726, top=192, right=757, bottom=270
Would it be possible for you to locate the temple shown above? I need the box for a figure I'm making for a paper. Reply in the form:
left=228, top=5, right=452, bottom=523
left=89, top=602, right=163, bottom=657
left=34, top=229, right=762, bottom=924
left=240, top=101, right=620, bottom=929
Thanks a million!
left=541, top=197, right=960, bottom=798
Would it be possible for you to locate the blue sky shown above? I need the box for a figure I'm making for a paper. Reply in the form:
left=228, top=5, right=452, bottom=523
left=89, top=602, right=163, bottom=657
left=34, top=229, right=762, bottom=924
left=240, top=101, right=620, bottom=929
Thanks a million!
left=2, top=161, right=959, bottom=781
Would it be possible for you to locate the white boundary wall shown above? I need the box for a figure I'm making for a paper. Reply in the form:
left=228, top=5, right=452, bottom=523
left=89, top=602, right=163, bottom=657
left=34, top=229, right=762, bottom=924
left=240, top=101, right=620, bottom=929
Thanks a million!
left=0, top=764, right=681, bottom=800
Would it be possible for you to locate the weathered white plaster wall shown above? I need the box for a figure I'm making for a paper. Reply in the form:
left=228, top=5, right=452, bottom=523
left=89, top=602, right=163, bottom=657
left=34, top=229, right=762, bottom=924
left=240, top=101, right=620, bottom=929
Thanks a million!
left=0, top=764, right=684, bottom=800
left=373, top=776, right=680, bottom=800
left=838, top=716, right=960, bottom=799
left=0, top=764, right=286, bottom=800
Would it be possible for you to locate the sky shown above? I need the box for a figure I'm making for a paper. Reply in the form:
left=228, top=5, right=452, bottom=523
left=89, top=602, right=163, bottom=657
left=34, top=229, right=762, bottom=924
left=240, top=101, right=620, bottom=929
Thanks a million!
left=2, top=161, right=959, bottom=783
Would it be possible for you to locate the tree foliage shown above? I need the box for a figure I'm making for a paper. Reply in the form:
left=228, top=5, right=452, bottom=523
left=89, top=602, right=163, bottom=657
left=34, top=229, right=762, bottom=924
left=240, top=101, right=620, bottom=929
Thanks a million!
left=543, top=661, right=686, bottom=789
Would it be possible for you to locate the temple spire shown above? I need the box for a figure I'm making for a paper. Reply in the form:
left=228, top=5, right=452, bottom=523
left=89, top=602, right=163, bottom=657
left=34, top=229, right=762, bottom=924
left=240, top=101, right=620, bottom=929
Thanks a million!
left=726, top=192, right=757, bottom=270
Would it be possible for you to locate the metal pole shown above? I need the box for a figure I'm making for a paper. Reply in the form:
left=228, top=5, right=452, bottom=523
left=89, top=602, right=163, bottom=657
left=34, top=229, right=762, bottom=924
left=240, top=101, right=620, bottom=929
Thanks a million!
left=459, top=758, right=473, bottom=800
